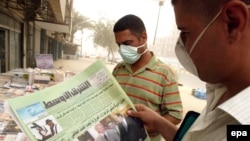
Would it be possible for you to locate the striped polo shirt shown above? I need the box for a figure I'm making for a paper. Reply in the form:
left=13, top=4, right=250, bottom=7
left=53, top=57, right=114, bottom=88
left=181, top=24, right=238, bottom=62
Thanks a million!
left=112, top=52, right=183, bottom=120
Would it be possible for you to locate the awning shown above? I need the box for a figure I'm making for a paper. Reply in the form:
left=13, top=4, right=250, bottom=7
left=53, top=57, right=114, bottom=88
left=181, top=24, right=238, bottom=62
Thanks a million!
left=35, top=21, right=70, bottom=33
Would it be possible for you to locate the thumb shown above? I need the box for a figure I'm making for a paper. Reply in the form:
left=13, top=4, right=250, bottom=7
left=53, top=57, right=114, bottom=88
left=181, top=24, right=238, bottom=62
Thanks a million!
left=127, top=104, right=145, bottom=118
left=127, top=109, right=140, bottom=118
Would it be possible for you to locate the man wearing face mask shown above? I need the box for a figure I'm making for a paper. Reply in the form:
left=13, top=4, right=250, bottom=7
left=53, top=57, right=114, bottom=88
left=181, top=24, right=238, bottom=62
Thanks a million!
left=112, top=14, right=183, bottom=141
left=127, top=0, right=250, bottom=141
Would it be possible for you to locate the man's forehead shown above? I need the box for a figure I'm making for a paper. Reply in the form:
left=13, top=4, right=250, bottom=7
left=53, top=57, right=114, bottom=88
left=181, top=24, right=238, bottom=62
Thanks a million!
left=173, top=4, right=194, bottom=29
left=115, top=30, right=135, bottom=44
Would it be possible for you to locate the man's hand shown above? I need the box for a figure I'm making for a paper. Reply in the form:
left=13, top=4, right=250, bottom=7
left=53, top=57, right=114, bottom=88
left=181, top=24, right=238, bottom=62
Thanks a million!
left=127, top=104, right=163, bottom=132
left=127, top=104, right=178, bottom=141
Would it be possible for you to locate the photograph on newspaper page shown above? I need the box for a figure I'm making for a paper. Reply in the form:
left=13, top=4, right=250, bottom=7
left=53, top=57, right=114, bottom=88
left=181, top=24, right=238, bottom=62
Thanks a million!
left=6, top=60, right=150, bottom=141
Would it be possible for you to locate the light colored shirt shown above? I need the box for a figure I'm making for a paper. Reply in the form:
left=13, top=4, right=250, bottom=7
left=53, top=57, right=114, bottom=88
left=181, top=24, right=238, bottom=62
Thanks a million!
left=182, top=84, right=250, bottom=141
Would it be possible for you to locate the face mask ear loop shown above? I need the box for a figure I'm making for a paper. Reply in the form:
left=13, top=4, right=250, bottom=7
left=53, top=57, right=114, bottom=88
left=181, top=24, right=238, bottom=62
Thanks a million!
left=137, top=42, right=147, bottom=48
left=140, top=48, right=148, bottom=55
left=189, top=9, right=222, bottom=55
left=137, top=42, right=147, bottom=54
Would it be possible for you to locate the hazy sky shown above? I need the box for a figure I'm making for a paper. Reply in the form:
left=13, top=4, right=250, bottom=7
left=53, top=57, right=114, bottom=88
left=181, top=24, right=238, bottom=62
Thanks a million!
left=73, top=0, right=177, bottom=43
left=72, top=0, right=179, bottom=57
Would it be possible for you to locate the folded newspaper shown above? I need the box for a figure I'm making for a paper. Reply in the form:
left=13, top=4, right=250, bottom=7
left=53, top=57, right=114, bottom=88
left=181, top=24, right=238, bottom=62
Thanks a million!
left=5, top=60, right=150, bottom=141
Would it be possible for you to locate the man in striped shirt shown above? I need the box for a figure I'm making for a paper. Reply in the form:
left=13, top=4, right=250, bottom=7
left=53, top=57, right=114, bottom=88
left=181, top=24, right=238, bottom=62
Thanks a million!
left=112, top=14, right=183, bottom=141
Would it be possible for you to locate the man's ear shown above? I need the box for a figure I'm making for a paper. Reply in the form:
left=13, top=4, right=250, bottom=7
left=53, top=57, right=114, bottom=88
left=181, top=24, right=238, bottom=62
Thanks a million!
left=223, top=1, right=249, bottom=43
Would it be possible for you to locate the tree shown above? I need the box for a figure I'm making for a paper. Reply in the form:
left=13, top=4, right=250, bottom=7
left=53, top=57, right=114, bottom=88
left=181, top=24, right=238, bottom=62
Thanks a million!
left=92, top=18, right=118, bottom=63
left=70, top=9, right=94, bottom=43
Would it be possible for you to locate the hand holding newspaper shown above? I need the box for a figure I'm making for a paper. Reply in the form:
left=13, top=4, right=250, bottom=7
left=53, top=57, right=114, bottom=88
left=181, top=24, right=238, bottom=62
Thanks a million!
left=5, top=60, right=150, bottom=141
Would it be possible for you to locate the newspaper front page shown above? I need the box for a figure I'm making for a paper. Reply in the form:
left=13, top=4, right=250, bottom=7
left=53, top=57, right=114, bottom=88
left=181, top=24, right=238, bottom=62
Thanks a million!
left=6, top=60, right=150, bottom=141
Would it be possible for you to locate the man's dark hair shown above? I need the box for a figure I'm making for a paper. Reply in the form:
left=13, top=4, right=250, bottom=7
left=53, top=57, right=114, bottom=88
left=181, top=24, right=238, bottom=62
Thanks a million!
left=171, top=0, right=233, bottom=23
left=45, top=119, right=52, bottom=124
left=113, top=14, right=146, bottom=38
left=171, top=0, right=250, bottom=22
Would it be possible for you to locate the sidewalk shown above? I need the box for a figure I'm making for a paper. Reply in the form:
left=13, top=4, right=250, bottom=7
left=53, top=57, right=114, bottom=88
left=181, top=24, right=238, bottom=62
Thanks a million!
left=54, top=57, right=206, bottom=118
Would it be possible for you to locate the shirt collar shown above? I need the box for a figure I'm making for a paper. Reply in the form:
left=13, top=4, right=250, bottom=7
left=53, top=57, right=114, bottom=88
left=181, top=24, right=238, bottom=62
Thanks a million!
left=218, top=86, right=250, bottom=124
left=144, top=51, right=158, bottom=70
left=205, top=83, right=227, bottom=112
left=123, top=51, right=157, bottom=72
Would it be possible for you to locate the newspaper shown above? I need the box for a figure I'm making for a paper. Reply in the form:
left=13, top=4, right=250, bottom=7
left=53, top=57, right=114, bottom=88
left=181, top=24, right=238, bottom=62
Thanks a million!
left=5, top=60, right=150, bottom=141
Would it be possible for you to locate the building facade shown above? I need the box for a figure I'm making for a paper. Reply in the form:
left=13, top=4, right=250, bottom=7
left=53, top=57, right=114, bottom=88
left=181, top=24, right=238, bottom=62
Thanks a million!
left=0, top=0, right=73, bottom=72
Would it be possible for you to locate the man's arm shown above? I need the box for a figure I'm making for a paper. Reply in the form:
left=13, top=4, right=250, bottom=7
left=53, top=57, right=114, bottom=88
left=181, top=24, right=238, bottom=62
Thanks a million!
left=161, top=65, right=183, bottom=125
left=163, top=114, right=181, bottom=125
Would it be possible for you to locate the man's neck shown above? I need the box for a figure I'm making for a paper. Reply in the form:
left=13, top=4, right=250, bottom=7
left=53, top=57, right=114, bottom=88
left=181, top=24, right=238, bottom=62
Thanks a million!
left=131, top=51, right=152, bottom=72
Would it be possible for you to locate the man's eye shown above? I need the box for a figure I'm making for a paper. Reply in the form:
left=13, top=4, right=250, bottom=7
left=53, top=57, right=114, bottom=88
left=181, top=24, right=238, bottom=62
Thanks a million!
left=180, top=32, right=188, bottom=38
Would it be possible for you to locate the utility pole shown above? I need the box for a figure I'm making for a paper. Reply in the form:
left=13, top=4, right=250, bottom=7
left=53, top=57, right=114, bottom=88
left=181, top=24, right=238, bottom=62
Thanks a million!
left=81, top=30, right=83, bottom=57
left=153, top=0, right=165, bottom=45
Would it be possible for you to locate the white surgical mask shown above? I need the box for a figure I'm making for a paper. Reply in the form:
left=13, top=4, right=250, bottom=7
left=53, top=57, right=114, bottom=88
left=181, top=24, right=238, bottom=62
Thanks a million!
left=175, top=37, right=198, bottom=76
left=175, top=9, right=223, bottom=76
left=119, top=43, right=147, bottom=64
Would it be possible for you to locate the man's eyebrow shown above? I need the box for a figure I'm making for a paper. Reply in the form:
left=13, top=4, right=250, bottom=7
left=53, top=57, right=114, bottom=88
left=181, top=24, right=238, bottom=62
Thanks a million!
left=121, top=40, right=132, bottom=45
